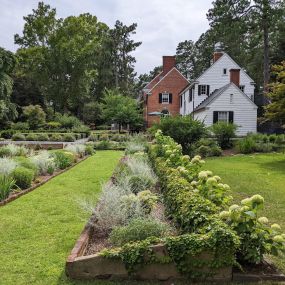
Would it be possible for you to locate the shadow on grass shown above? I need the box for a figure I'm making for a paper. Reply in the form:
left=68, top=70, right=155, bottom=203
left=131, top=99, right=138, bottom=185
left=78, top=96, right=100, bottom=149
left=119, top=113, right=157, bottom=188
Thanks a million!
left=259, top=159, right=285, bottom=174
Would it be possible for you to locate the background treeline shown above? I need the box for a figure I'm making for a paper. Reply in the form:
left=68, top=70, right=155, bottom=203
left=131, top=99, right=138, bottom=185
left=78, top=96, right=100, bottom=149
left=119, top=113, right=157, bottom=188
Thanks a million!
left=0, top=2, right=142, bottom=129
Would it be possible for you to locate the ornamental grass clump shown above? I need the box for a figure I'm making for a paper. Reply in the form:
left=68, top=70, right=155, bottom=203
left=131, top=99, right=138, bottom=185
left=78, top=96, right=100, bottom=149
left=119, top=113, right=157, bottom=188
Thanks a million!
left=220, top=194, right=285, bottom=264
left=0, top=175, right=16, bottom=201
left=30, top=151, right=56, bottom=175
left=0, top=144, right=29, bottom=157
left=65, top=144, right=86, bottom=158
left=0, top=158, right=18, bottom=176
left=12, top=167, right=34, bottom=189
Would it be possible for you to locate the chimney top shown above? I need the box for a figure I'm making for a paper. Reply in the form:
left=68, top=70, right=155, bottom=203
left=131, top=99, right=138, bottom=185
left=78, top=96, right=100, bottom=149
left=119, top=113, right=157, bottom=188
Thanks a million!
left=230, top=68, right=240, bottom=87
left=214, top=42, right=223, bottom=52
left=162, top=56, right=176, bottom=75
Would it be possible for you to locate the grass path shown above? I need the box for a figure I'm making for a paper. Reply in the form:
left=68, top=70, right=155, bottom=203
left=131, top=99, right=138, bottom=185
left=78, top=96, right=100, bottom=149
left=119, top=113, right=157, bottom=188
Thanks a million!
left=0, top=151, right=122, bottom=285
left=203, top=153, right=285, bottom=272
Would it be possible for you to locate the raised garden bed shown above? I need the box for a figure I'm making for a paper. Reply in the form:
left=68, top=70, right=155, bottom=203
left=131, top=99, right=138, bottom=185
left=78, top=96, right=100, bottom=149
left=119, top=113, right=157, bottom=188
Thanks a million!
left=0, top=155, right=89, bottom=207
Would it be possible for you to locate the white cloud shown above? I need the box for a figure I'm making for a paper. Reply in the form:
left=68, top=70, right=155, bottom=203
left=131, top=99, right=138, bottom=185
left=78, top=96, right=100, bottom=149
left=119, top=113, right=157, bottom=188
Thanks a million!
left=0, top=0, right=213, bottom=74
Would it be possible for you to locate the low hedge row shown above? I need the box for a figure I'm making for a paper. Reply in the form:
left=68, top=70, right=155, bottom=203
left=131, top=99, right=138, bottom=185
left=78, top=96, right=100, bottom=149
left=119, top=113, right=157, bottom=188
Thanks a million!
left=10, top=132, right=84, bottom=142
left=0, top=129, right=90, bottom=139
left=148, top=130, right=285, bottom=266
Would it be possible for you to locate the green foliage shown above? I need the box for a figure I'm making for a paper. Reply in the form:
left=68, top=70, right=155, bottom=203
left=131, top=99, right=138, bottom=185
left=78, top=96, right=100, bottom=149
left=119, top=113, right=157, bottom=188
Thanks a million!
left=62, top=133, right=75, bottom=142
left=157, top=115, right=207, bottom=153
left=137, top=190, right=158, bottom=214
left=237, top=136, right=257, bottom=154
left=0, top=175, right=16, bottom=201
left=52, top=150, right=74, bottom=169
left=11, top=133, right=26, bottom=141
left=11, top=122, right=29, bottom=130
left=54, top=114, right=81, bottom=129
left=82, top=101, right=102, bottom=125
left=46, top=121, right=61, bottom=129
left=85, top=144, right=95, bottom=155
left=23, top=105, right=46, bottom=129
left=12, top=167, right=34, bottom=189
left=220, top=195, right=285, bottom=264
left=193, top=138, right=222, bottom=157
left=101, top=89, right=143, bottom=130
left=36, top=133, right=49, bottom=141
left=14, top=157, right=38, bottom=178
left=265, top=61, right=285, bottom=124
left=210, top=122, right=237, bottom=149
left=109, top=218, right=171, bottom=246
left=49, top=133, right=62, bottom=142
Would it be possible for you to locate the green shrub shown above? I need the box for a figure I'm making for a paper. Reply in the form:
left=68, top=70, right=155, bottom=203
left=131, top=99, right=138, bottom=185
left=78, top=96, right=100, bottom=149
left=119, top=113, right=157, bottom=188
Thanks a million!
left=46, top=121, right=61, bottom=129
left=0, top=175, right=16, bottom=201
left=95, top=140, right=111, bottom=150
left=55, top=114, right=81, bottom=129
left=109, top=218, right=171, bottom=246
left=12, top=133, right=26, bottom=141
left=23, top=105, right=46, bottom=129
left=99, top=133, right=109, bottom=141
left=157, top=115, right=207, bottom=153
left=12, top=167, right=34, bottom=189
left=62, top=133, right=76, bottom=142
left=0, top=147, right=12, bottom=157
left=0, top=130, right=16, bottom=139
left=49, top=134, right=62, bottom=142
left=237, top=137, right=257, bottom=154
left=85, top=144, right=95, bottom=155
left=195, top=145, right=212, bottom=157
left=36, top=133, right=49, bottom=141
left=11, top=122, right=29, bottom=130
left=14, top=157, right=38, bottom=178
left=128, top=175, right=154, bottom=194
left=89, top=134, right=99, bottom=141
left=210, top=122, right=237, bottom=149
left=52, top=151, right=74, bottom=169
left=137, top=190, right=158, bottom=214
left=25, top=133, right=37, bottom=141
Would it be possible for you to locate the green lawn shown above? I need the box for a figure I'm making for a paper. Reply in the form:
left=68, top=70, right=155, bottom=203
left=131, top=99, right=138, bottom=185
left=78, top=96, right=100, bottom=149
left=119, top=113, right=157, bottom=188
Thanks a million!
left=0, top=151, right=124, bottom=285
left=203, top=153, right=285, bottom=272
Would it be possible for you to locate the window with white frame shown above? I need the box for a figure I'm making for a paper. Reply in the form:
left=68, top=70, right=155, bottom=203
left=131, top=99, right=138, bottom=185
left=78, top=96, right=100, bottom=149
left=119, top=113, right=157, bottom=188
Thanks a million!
left=239, top=85, right=245, bottom=92
left=200, top=85, right=207, bottom=95
left=218, top=111, right=229, bottom=123
left=162, top=93, right=169, bottom=104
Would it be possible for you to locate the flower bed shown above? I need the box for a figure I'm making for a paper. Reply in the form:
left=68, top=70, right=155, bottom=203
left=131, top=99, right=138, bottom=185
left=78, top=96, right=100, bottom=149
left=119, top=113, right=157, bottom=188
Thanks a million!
left=0, top=143, right=95, bottom=205
left=66, top=133, right=238, bottom=281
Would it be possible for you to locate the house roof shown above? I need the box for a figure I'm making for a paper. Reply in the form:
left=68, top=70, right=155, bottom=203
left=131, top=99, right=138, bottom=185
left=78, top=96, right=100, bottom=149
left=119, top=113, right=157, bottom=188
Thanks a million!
left=179, top=52, right=255, bottom=95
left=194, top=82, right=257, bottom=112
left=146, top=67, right=189, bottom=94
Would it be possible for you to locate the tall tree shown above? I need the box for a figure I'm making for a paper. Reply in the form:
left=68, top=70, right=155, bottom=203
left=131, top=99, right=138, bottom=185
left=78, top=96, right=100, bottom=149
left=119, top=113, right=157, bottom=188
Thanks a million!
left=109, top=21, right=141, bottom=95
left=176, top=40, right=197, bottom=79
left=265, top=61, right=285, bottom=125
left=207, top=0, right=284, bottom=92
left=0, top=48, right=17, bottom=126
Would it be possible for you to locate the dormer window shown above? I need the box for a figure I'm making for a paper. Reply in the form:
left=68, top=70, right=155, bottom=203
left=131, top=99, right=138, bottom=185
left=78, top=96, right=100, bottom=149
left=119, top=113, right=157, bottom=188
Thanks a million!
left=198, top=85, right=210, bottom=96
left=223, top=68, right=227, bottom=75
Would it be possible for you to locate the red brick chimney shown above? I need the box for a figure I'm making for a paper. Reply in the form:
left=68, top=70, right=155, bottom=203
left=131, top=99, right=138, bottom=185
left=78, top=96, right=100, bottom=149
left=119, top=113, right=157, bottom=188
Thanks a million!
left=213, top=52, right=224, bottom=62
left=162, top=56, right=175, bottom=75
left=230, top=69, right=240, bottom=86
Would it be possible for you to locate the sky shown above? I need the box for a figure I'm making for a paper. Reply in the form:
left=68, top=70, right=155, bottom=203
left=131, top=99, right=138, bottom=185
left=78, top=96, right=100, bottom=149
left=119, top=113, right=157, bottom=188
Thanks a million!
left=0, top=0, right=213, bottom=75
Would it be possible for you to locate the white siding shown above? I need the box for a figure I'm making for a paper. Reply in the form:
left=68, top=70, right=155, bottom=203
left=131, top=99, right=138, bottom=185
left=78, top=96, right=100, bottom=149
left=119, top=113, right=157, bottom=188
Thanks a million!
left=180, top=53, right=255, bottom=115
left=193, top=84, right=257, bottom=136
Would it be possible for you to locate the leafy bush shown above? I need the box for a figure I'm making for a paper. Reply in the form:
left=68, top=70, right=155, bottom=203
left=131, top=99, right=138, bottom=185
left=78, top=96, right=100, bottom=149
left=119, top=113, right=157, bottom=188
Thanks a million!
left=0, top=158, right=18, bottom=175
left=220, top=195, right=285, bottom=264
left=0, top=147, right=11, bottom=157
left=49, top=133, right=62, bottom=142
left=36, top=133, right=49, bottom=141
left=62, top=133, right=76, bottom=142
left=11, top=122, right=29, bottom=130
left=23, top=105, right=46, bottom=129
left=25, top=133, right=37, bottom=141
left=46, top=121, right=61, bottom=129
left=210, top=122, right=237, bottom=149
left=14, top=157, right=38, bottom=178
left=52, top=151, right=74, bottom=169
left=137, top=190, right=158, bottom=214
left=109, top=218, right=171, bottom=246
left=12, top=167, right=34, bottom=189
left=237, top=137, right=257, bottom=154
left=55, top=114, right=82, bottom=129
left=85, top=144, right=95, bottom=155
left=0, top=129, right=16, bottom=139
left=193, top=138, right=222, bottom=157
left=157, top=115, right=207, bottom=153
left=0, top=175, right=16, bottom=201
left=95, top=140, right=111, bottom=150
left=12, top=133, right=26, bottom=141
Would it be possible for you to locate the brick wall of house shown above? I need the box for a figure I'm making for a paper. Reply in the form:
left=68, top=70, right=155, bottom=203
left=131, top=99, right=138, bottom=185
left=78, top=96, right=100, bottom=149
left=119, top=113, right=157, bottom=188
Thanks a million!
left=144, top=68, right=189, bottom=127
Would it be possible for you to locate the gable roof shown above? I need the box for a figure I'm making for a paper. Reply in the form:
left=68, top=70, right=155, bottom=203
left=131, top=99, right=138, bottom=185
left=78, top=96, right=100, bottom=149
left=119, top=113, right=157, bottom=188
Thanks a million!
left=146, top=67, right=189, bottom=93
left=143, top=71, right=163, bottom=90
left=194, top=82, right=257, bottom=112
left=179, top=52, right=255, bottom=95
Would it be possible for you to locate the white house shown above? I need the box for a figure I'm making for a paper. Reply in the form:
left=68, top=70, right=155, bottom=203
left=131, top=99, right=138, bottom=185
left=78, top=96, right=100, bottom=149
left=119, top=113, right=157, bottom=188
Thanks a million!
left=180, top=43, right=258, bottom=136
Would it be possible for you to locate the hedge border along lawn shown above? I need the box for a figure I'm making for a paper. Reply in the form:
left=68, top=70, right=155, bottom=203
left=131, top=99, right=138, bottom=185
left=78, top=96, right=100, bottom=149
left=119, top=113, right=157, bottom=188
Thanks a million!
left=0, top=151, right=124, bottom=285
left=203, top=153, right=285, bottom=274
